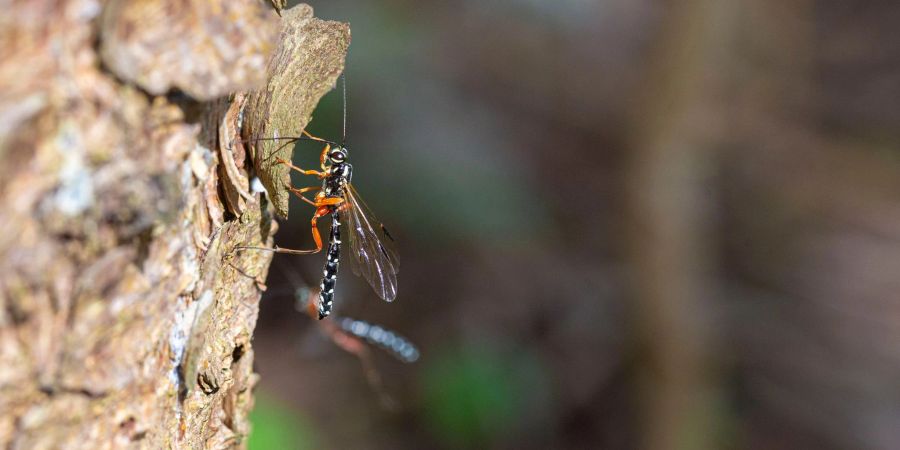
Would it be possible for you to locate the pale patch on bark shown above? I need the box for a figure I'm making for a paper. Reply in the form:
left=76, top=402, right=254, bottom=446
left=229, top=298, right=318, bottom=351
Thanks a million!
left=0, top=2, right=347, bottom=448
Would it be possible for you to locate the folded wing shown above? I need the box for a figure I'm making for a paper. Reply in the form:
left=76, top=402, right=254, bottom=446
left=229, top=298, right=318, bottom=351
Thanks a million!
left=341, top=184, right=399, bottom=302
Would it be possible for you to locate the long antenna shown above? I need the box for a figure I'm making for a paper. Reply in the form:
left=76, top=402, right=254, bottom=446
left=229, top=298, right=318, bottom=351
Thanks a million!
left=341, top=72, right=348, bottom=148
left=237, top=135, right=342, bottom=148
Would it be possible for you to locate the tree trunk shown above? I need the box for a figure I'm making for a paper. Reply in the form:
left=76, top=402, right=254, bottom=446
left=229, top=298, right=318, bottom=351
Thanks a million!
left=0, top=1, right=347, bottom=448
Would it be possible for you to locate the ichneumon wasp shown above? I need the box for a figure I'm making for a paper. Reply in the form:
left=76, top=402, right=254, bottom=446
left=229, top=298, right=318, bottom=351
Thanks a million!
left=238, top=75, right=399, bottom=319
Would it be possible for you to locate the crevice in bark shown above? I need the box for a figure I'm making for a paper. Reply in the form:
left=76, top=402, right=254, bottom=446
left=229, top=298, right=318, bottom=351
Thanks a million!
left=37, top=385, right=109, bottom=400
left=0, top=2, right=349, bottom=448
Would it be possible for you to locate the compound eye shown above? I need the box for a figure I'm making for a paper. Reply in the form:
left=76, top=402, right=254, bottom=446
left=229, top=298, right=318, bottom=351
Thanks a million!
left=329, top=149, right=346, bottom=162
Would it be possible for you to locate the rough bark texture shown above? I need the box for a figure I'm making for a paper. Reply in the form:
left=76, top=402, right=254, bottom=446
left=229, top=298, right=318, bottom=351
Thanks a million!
left=244, top=4, right=350, bottom=218
left=0, top=1, right=348, bottom=448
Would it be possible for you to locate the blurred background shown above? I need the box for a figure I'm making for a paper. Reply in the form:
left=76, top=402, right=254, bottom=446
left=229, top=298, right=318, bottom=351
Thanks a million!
left=250, top=1, right=900, bottom=449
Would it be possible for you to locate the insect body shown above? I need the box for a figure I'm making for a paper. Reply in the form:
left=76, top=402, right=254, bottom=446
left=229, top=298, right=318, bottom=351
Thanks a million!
left=241, top=132, right=399, bottom=319
left=238, top=76, right=398, bottom=318
left=319, top=210, right=342, bottom=318
left=316, top=146, right=352, bottom=318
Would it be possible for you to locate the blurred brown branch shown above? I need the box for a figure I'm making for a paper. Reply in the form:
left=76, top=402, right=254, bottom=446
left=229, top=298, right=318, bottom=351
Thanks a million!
left=624, top=0, right=736, bottom=449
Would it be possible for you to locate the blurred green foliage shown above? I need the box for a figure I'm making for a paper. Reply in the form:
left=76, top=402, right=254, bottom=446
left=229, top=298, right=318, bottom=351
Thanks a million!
left=287, top=73, right=550, bottom=248
left=420, top=345, right=551, bottom=448
left=248, top=394, right=316, bottom=450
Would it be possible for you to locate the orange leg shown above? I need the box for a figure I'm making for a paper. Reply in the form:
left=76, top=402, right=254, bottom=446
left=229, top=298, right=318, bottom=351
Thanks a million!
left=276, top=158, right=326, bottom=178
left=287, top=185, right=319, bottom=207
left=256, top=209, right=327, bottom=255
left=302, top=130, right=332, bottom=171
left=234, top=197, right=344, bottom=256
left=302, top=129, right=330, bottom=143
left=305, top=207, right=328, bottom=252
left=299, top=197, right=342, bottom=250
left=320, top=145, right=329, bottom=171
left=234, top=131, right=336, bottom=171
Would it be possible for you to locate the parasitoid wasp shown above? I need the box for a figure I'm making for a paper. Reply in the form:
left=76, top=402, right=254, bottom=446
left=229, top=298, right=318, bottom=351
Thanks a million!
left=238, top=75, right=399, bottom=319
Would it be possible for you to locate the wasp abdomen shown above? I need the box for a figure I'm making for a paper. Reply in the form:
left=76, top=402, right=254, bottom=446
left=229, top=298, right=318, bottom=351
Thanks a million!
left=317, top=211, right=342, bottom=319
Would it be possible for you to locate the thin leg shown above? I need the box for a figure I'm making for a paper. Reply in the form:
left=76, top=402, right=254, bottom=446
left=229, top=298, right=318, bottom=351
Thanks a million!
left=317, top=197, right=344, bottom=206
left=294, top=202, right=343, bottom=253
left=287, top=185, right=319, bottom=207
left=319, top=144, right=329, bottom=172
left=302, top=129, right=330, bottom=143
left=276, top=158, right=326, bottom=178
left=316, top=313, right=397, bottom=410
left=237, top=244, right=319, bottom=255
left=302, top=131, right=332, bottom=171
left=307, top=210, right=326, bottom=251
left=231, top=133, right=341, bottom=149
left=316, top=196, right=344, bottom=212
left=234, top=209, right=328, bottom=255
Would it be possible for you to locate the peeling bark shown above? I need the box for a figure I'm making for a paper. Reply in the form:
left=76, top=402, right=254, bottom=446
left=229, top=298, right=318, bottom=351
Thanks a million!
left=244, top=4, right=350, bottom=218
left=0, top=1, right=348, bottom=448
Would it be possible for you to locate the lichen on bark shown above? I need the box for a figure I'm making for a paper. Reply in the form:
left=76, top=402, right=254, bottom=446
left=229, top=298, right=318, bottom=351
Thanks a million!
left=0, top=1, right=348, bottom=448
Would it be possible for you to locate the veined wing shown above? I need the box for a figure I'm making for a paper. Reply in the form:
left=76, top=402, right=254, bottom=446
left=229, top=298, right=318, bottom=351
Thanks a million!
left=340, top=184, right=399, bottom=302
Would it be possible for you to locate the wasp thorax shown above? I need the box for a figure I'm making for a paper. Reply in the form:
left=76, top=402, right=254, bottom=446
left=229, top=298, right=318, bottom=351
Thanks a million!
left=328, top=147, right=348, bottom=164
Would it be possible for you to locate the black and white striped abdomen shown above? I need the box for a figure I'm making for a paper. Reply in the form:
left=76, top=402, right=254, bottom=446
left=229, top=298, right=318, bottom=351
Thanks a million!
left=317, top=211, right=342, bottom=319
left=338, top=317, right=420, bottom=363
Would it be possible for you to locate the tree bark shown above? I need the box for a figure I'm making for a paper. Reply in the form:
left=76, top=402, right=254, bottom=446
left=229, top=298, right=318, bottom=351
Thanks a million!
left=0, top=1, right=347, bottom=448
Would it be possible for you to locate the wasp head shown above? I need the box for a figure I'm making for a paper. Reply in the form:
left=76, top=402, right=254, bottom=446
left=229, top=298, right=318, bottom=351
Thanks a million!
left=327, top=147, right=348, bottom=164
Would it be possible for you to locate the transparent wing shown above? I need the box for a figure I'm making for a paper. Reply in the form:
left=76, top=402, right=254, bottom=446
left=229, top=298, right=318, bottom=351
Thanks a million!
left=340, top=184, right=399, bottom=302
